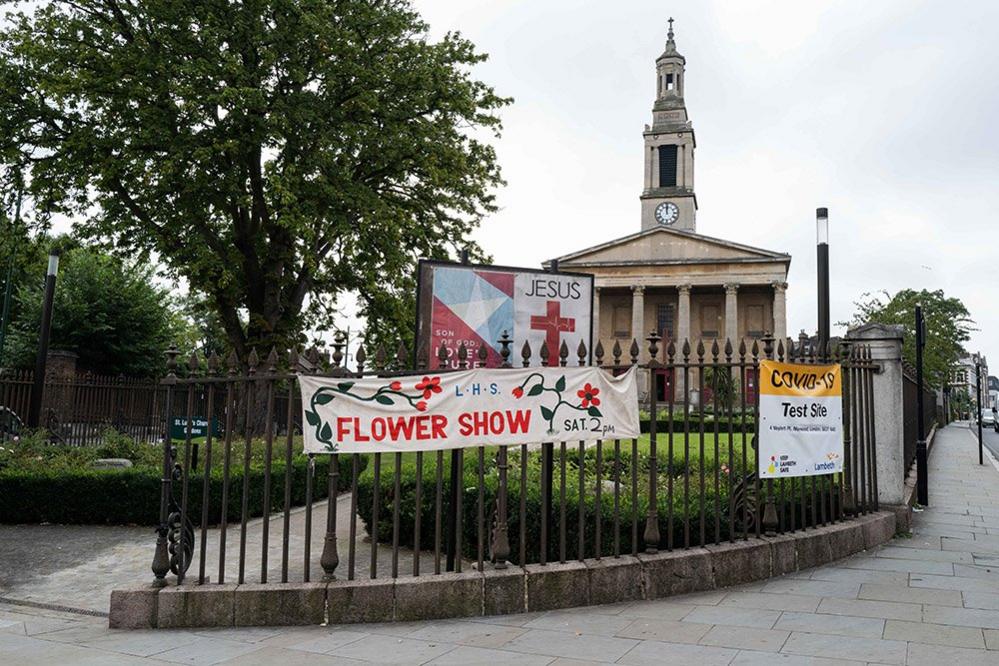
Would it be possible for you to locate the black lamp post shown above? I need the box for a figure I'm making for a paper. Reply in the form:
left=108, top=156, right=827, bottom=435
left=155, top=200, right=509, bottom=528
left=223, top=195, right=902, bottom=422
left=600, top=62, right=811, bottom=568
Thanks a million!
left=977, top=360, right=984, bottom=465
left=816, top=207, right=830, bottom=354
left=27, top=248, right=60, bottom=429
left=915, top=303, right=928, bottom=505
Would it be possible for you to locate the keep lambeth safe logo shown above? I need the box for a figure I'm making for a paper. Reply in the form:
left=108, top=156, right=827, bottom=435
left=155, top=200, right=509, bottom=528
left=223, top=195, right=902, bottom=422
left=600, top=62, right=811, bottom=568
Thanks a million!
left=299, top=367, right=639, bottom=454
left=758, top=360, right=844, bottom=479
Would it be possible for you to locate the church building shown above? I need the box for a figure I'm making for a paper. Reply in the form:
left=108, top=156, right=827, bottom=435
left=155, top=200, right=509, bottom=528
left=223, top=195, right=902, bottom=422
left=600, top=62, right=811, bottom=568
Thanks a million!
left=546, top=21, right=791, bottom=373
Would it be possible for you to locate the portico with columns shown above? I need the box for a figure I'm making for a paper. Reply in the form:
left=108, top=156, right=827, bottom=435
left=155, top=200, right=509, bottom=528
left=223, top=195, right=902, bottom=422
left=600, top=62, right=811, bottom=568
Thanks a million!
left=545, top=19, right=791, bottom=396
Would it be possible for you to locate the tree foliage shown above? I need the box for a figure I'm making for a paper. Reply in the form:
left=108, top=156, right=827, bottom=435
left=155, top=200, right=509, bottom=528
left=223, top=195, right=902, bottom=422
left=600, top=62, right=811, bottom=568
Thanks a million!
left=844, top=288, right=975, bottom=389
left=4, top=246, right=182, bottom=376
left=0, top=0, right=508, bottom=358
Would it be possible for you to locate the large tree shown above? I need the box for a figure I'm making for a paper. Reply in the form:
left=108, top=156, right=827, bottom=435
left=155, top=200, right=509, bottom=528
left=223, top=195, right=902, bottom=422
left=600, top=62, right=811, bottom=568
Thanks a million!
left=0, top=0, right=507, bottom=359
left=844, top=288, right=975, bottom=389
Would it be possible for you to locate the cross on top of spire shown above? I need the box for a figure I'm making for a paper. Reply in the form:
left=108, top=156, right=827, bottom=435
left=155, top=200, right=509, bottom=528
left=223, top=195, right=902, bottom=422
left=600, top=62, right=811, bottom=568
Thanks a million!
left=668, top=17, right=674, bottom=39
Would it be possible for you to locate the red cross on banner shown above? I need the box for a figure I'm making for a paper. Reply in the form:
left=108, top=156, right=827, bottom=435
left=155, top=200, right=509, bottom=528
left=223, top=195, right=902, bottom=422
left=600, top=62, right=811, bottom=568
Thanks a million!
left=530, top=301, right=576, bottom=358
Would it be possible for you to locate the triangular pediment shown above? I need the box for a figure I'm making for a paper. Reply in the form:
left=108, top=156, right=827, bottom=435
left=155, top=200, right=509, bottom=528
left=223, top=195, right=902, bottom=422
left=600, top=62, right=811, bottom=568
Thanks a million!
left=550, top=227, right=790, bottom=267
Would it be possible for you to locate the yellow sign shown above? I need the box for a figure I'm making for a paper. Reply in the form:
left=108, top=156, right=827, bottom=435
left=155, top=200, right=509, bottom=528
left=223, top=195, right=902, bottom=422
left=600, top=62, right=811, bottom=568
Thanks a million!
left=758, top=360, right=843, bottom=478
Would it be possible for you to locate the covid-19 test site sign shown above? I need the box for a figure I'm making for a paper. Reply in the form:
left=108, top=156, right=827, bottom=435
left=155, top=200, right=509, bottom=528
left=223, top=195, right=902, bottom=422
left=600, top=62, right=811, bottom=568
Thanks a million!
left=299, top=366, right=639, bottom=454
left=415, top=260, right=594, bottom=369
left=758, top=359, right=843, bottom=478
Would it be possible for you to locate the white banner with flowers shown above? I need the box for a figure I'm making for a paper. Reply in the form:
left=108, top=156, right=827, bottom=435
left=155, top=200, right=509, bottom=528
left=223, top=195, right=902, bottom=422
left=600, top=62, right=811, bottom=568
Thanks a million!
left=298, top=366, right=640, bottom=454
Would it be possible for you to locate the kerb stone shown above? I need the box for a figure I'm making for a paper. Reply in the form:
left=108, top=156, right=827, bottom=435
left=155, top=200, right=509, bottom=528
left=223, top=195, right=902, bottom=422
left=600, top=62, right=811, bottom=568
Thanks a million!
left=861, top=512, right=897, bottom=550
left=828, top=521, right=866, bottom=560
left=108, top=586, right=160, bottom=629
left=326, top=578, right=394, bottom=624
left=795, top=526, right=834, bottom=570
left=638, top=548, right=713, bottom=600
left=764, top=534, right=798, bottom=576
left=394, top=572, right=483, bottom=622
left=482, top=567, right=526, bottom=616
left=157, top=584, right=236, bottom=628
left=525, top=561, right=589, bottom=612
left=586, top=556, right=643, bottom=606
left=233, top=582, right=325, bottom=626
left=705, top=539, right=771, bottom=588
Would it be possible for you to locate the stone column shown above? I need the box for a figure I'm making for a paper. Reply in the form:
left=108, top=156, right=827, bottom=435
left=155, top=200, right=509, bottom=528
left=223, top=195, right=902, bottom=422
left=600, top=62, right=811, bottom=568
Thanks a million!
left=846, top=323, right=905, bottom=507
left=631, top=286, right=645, bottom=358
left=592, top=286, right=601, bottom=347
left=724, top=283, right=739, bottom=344
left=772, top=281, right=788, bottom=342
left=677, top=284, right=691, bottom=344
left=676, top=284, right=692, bottom=402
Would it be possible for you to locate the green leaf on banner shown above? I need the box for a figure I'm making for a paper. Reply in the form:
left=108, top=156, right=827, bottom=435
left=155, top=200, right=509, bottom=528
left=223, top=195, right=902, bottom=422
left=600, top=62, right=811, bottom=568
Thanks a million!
left=337, top=382, right=355, bottom=392
left=588, top=406, right=602, bottom=418
left=319, top=423, right=333, bottom=442
left=528, top=384, right=544, bottom=397
left=540, top=405, right=554, bottom=421
left=375, top=394, right=394, bottom=405
left=305, top=410, right=320, bottom=426
left=314, top=393, right=334, bottom=405
left=555, top=376, right=566, bottom=392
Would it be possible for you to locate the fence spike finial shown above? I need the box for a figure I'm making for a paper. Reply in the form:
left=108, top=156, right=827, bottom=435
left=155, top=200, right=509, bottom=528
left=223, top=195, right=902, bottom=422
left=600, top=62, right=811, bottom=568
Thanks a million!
left=436, top=340, right=449, bottom=369
left=247, top=348, right=260, bottom=373
left=266, top=346, right=279, bottom=372
left=776, top=338, right=785, bottom=362
left=187, top=350, right=201, bottom=376
left=288, top=347, right=299, bottom=371
left=724, top=338, right=733, bottom=361
left=576, top=338, right=587, bottom=366
left=667, top=338, right=676, bottom=363
left=629, top=338, right=640, bottom=365
left=682, top=338, right=691, bottom=361
left=355, top=343, right=367, bottom=373
left=559, top=340, right=569, bottom=367
left=457, top=341, right=468, bottom=369
left=375, top=343, right=388, bottom=370
left=207, top=352, right=220, bottom=376
left=711, top=338, right=720, bottom=362
left=397, top=341, right=409, bottom=366
left=539, top=341, right=550, bottom=367
left=612, top=339, right=622, bottom=365
left=594, top=339, right=605, bottom=365
left=476, top=342, right=488, bottom=367
left=226, top=350, right=239, bottom=375
left=750, top=339, right=759, bottom=361
left=521, top=340, right=532, bottom=367
left=696, top=339, right=705, bottom=362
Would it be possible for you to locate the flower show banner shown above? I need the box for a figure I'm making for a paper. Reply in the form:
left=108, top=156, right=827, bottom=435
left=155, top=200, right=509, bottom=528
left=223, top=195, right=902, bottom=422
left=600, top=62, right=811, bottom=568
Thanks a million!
left=299, top=367, right=639, bottom=454
left=415, top=260, right=594, bottom=369
left=758, top=360, right=843, bottom=478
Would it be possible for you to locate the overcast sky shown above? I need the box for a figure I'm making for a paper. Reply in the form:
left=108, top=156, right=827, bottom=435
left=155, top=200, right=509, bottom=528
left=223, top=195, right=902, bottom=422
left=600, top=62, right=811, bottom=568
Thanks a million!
left=410, top=0, right=999, bottom=365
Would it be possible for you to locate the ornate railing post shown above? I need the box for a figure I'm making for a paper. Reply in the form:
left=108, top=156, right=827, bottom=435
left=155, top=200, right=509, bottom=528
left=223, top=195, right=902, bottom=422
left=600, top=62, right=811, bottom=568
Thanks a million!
left=644, top=332, right=662, bottom=553
left=321, top=332, right=347, bottom=580
left=152, top=345, right=179, bottom=586
left=760, top=332, right=779, bottom=536
left=492, top=331, right=513, bottom=569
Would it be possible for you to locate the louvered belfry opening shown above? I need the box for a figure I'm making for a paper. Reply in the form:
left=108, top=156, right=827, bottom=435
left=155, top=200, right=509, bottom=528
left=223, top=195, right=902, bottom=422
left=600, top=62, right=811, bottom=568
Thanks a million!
left=658, top=144, right=677, bottom=187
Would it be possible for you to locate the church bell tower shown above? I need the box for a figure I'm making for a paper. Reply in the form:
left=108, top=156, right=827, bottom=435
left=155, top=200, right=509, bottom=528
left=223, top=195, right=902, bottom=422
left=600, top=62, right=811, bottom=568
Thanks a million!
left=640, top=18, right=697, bottom=232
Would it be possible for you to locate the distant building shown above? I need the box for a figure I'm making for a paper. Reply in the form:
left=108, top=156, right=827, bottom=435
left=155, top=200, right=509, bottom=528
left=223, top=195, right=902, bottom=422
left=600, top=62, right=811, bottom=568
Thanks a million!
left=546, top=21, right=790, bottom=402
left=951, top=353, right=990, bottom=416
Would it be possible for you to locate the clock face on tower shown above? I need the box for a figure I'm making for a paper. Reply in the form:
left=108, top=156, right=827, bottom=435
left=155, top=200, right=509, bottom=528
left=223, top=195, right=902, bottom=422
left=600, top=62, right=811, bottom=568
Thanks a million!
left=655, top=202, right=680, bottom=226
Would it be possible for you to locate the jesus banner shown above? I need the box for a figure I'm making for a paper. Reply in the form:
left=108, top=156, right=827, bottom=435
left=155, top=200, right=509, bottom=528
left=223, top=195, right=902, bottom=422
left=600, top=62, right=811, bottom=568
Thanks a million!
left=416, top=261, right=594, bottom=369
left=299, top=366, right=639, bottom=454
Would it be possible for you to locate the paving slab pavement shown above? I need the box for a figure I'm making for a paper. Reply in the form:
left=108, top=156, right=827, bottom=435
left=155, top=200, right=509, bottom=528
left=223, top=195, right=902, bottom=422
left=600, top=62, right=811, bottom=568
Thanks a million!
left=6, top=422, right=999, bottom=664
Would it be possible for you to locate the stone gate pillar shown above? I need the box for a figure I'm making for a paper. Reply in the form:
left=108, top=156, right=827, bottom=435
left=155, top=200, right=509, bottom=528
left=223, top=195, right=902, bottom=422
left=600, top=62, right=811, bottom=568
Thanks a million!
left=845, top=323, right=905, bottom=506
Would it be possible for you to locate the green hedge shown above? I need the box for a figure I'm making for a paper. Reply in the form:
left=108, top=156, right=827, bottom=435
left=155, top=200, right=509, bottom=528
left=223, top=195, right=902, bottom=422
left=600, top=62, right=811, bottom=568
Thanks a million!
left=640, top=414, right=756, bottom=434
left=355, top=446, right=838, bottom=564
left=0, top=432, right=361, bottom=525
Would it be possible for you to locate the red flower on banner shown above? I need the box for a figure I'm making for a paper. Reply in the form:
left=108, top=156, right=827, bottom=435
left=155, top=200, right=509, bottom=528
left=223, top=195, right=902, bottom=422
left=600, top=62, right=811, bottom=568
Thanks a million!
left=416, top=401, right=427, bottom=412
left=577, top=383, right=601, bottom=408
left=389, top=381, right=402, bottom=391
left=512, top=386, right=524, bottom=399
left=415, top=376, right=442, bottom=399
